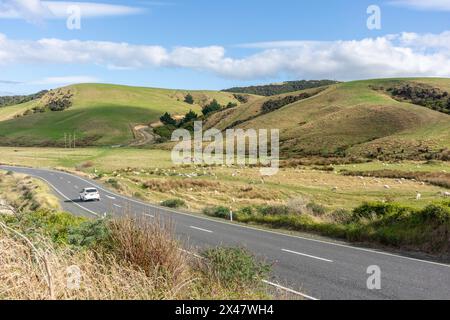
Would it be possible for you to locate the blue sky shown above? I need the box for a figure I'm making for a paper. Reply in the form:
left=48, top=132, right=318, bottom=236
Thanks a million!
left=1, top=0, right=450, bottom=94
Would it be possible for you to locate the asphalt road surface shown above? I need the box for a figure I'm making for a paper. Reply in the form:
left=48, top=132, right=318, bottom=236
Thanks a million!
left=1, top=165, right=449, bottom=300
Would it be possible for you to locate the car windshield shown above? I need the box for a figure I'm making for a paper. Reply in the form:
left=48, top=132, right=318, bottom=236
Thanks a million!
left=85, top=188, right=98, bottom=193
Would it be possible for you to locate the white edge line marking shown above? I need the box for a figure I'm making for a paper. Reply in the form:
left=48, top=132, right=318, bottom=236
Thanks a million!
left=190, top=226, right=213, bottom=233
left=113, top=204, right=122, bottom=208
left=3, top=166, right=450, bottom=269
left=144, top=213, right=155, bottom=218
left=282, top=249, right=333, bottom=263
left=262, top=280, right=319, bottom=301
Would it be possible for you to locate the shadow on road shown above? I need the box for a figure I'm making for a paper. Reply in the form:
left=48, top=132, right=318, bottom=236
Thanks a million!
left=64, top=199, right=85, bottom=203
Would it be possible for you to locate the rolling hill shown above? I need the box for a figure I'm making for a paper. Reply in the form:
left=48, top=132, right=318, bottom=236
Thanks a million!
left=0, top=79, right=449, bottom=160
left=207, top=78, right=450, bottom=160
left=0, top=83, right=239, bottom=146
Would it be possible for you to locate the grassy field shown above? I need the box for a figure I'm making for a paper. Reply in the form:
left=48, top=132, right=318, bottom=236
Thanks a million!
left=1, top=147, right=448, bottom=212
left=0, top=84, right=239, bottom=146
left=1, top=146, right=449, bottom=254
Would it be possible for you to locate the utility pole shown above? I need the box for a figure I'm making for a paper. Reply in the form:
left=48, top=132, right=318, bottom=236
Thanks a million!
left=64, top=133, right=67, bottom=149
left=73, top=132, right=76, bottom=149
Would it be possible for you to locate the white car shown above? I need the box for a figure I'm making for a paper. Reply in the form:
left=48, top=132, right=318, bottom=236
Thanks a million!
left=79, top=187, right=101, bottom=202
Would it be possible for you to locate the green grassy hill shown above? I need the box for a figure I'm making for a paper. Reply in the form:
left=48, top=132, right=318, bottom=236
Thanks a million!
left=207, top=78, right=450, bottom=160
left=1, top=79, right=449, bottom=160
left=0, top=83, right=239, bottom=146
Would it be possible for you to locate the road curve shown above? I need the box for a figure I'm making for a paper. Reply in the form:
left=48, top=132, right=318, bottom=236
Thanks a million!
left=1, top=165, right=449, bottom=300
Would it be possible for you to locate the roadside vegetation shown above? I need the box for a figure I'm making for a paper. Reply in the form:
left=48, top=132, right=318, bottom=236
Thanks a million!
left=0, top=173, right=272, bottom=300
left=204, top=200, right=450, bottom=255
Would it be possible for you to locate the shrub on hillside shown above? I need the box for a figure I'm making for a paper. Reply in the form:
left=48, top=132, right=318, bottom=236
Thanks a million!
left=418, top=204, right=450, bottom=224
left=352, top=202, right=410, bottom=221
left=201, top=247, right=271, bottom=285
left=1, top=210, right=86, bottom=245
left=154, top=124, right=177, bottom=141
left=238, top=206, right=255, bottom=217
left=161, top=199, right=186, bottom=209
left=160, top=112, right=177, bottom=126
left=202, top=99, right=222, bottom=116
left=258, top=205, right=290, bottom=216
left=306, top=202, right=327, bottom=216
left=106, top=178, right=121, bottom=190
left=184, top=93, right=194, bottom=104
left=328, top=209, right=352, bottom=224
left=232, top=94, right=249, bottom=103
left=385, top=83, right=450, bottom=115
left=203, top=206, right=230, bottom=219
left=68, top=219, right=111, bottom=248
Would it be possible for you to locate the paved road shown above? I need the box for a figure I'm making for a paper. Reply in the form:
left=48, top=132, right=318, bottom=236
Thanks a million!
left=1, top=165, right=449, bottom=300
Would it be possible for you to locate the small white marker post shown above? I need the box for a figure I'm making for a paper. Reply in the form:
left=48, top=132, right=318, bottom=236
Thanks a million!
left=230, top=209, right=233, bottom=222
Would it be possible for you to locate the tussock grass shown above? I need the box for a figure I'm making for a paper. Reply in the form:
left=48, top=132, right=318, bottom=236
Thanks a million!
left=0, top=224, right=162, bottom=300
left=142, top=178, right=220, bottom=192
left=0, top=210, right=272, bottom=300
left=108, top=217, right=189, bottom=285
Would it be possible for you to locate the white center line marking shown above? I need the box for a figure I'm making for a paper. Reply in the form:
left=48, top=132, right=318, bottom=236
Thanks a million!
left=113, top=204, right=122, bottom=208
left=282, top=249, right=334, bottom=263
left=67, top=181, right=71, bottom=184
left=74, top=185, right=79, bottom=189
left=190, top=226, right=213, bottom=233
left=106, top=195, right=116, bottom=200
left=144, top=213, right=155, bottom=218
left=262, top=280, right=319, bottom=301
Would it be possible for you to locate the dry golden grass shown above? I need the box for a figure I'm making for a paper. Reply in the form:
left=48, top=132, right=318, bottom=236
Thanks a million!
left=108, top=216, right=190, bottom=288
left=0, top=221, right=161, bottom=300
left=142, top=178, right=220, bottom=193
left=0, top=215, right=271, bottom=300
left=0, top=171, right=61, bottom=212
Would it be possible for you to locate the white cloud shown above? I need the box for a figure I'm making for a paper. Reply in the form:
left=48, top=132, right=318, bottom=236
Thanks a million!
left=2, top=31, right=450, bottom=80
left=0, top=0, right=143, bottom=22
left=389, top=0, right=450, bottom=11
left=30, top=75, right=100, bottom=85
